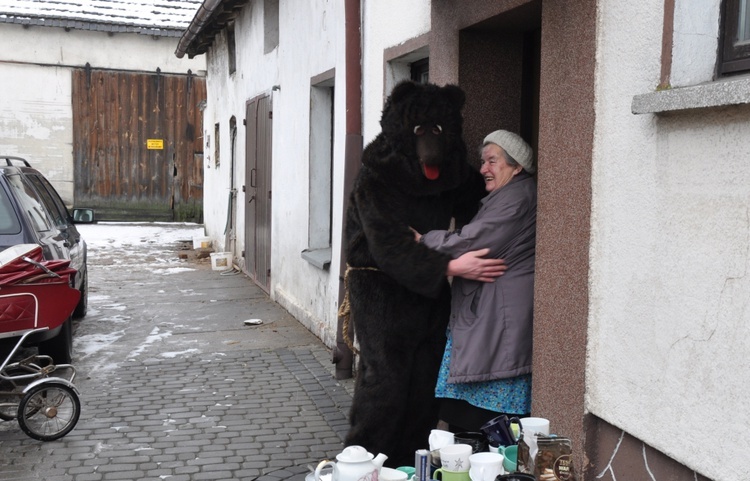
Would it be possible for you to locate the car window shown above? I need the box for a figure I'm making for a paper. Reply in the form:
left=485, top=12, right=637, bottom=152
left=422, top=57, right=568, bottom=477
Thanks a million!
left=0, top=183, right=22, bottom=235
left=26, top=174, right=68, bottom=228
left=36, top=175, right=72, bottom=221
left=5, top=173, right=54, bottom=232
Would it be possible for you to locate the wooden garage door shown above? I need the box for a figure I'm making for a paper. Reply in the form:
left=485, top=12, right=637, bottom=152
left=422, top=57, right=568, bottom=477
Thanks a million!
left=72, top=67, right=206, bottom=221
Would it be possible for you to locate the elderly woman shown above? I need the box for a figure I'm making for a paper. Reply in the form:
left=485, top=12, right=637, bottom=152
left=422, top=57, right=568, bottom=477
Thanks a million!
left=415, top=129, right=537, bottom=431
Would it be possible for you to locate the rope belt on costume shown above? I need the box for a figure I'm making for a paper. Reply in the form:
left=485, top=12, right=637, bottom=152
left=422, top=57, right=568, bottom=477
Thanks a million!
left=337, top=263, right=380, bottom=356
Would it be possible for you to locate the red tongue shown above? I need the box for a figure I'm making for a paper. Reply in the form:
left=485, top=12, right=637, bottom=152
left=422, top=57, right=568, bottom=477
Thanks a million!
left=423, top=164, right=440, bottom=180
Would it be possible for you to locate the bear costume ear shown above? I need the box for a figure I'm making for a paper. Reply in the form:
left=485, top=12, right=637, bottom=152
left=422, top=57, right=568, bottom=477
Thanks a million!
left=441, top=84, right=466, bottom=110
left=388, top=80, right=419, bottom=104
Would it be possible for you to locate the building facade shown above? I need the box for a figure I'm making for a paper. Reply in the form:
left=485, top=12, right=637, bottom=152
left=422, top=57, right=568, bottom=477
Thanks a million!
left=0, top=0, right=206, bottom=220
left=178, top=1, right=749, bottom=479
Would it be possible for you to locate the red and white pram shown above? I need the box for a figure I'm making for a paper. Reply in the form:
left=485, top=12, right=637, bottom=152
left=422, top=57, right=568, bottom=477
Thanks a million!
left=0, top=244, right=81, bottom=441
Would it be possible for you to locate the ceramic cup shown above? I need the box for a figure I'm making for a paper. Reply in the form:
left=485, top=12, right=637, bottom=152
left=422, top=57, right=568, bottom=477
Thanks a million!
left=468, top=452, right=504, bottom=481
left=480, top=415, right=521, bottom=447
left=396, top=466, right=416, bottom=480
left=381, top=467, right=409, bottom=481
left=454, top=432, right=488, bottom=454
left=429, top=429, right=455, bottom=451
left=497, top=445, right=517, bottom=473
left=519, top=417, right=550, bottom=436
left=432, top=468, right=471, bottom=481
left=439, top=444, right=473, bottom=472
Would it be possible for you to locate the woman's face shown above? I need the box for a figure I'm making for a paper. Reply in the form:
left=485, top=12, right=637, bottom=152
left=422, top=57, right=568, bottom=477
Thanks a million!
left=479, top=143, right=523, bottom=192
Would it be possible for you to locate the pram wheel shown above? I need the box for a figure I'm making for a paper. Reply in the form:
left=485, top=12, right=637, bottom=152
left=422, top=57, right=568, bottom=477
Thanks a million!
left=17, top=382, right=80, bottom=441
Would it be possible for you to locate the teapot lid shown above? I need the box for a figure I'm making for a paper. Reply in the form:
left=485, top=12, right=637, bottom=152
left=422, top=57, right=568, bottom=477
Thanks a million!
left=336, top=446, right=374, bottom=463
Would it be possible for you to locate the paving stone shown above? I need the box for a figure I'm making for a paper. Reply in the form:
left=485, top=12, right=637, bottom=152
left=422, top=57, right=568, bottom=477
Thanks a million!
left=0, top=224, right=355, bottom=480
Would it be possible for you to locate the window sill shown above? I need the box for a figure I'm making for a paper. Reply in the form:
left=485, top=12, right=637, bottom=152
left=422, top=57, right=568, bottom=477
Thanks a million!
left=631, top=74, right=750, bottom=114
left=301, top=247, right=331, bottom=270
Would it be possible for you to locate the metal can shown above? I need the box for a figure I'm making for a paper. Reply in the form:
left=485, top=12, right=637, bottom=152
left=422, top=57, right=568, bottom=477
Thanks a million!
left=415, top=449, right=430, bottom=481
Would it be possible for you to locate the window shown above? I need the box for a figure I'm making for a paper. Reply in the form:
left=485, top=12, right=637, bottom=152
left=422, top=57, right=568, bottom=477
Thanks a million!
left=26, top=175, right=68, bottom=228
left=0, top=185, right=21, bottom=235
left=227, top=22, right=237, bottom=75
left=6, top=174, right=54, bottom=233
left=411, top=58, right=429, bottom=83
left=302, top=71, right=334, bottom=270
left=383, top=36, right=429, bottom=94
left=214, top=123, right=221, bottom=167
left=720, top=0, right=750, bottom=74
left=264, top=0, right=279, bottom=54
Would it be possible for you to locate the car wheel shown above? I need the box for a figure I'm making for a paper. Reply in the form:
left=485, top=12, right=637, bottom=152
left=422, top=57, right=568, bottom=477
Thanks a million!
left=37, top=317, right=73, bottom=364
left=72, top=270, right=88, bottom=319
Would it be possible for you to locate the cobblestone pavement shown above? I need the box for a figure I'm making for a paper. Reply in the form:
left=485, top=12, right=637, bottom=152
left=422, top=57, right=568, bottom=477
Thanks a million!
left=0, top=223, right=354, bottom=481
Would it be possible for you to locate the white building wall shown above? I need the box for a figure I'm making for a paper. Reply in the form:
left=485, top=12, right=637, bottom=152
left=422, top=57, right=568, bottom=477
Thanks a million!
left=361, top=0, right=431, bottom=144
left=0, top=23, right=205, bottom=204
left=201, top=0, right=346, bottom=345
left=589, top=1, right=749, bottom=479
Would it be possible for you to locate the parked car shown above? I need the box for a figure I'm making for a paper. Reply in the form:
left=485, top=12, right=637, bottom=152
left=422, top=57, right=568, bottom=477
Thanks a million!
left=0, top=156, right=94, bottom=363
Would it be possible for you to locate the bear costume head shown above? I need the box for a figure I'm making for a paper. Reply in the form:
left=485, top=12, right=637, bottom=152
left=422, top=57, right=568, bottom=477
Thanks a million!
left=364, top=81, right=471, bottom=196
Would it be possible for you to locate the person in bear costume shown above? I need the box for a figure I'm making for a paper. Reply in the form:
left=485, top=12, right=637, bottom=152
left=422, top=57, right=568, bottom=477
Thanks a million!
left=341, top=81, right=503, bottom=467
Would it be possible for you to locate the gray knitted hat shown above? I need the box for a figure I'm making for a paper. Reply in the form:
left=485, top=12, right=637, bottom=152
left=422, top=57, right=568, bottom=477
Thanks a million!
left=483, top=130, right=535, bottom=174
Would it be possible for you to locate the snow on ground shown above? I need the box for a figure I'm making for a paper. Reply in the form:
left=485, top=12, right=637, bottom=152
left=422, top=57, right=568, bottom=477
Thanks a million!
left=78, top=221, right=204, bottom=249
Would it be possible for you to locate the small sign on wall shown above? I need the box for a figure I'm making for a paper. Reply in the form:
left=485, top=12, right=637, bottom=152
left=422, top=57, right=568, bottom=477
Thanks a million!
left=147, top=139, right=164, bottom=150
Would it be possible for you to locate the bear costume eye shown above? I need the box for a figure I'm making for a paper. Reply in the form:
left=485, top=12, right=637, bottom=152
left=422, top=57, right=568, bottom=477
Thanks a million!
left=413, top=124, right=443, bottom=135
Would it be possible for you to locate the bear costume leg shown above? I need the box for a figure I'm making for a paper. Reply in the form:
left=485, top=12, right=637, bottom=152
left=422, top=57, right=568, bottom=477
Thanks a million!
left=344, top=272, right=450, bottom=467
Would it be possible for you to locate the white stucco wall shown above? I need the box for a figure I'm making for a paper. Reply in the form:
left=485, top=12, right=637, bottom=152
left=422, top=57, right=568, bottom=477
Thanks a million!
left=200, top=0, right=432, bottom=345
left=670, top=0, right=722, bottom=86
left=589, top=1, right=749, bottom=479
left=361, top=0, right=431, bottom=143
left=201, top=0, right=346, bottom=345
left=0, top=23, right=205, bottom=204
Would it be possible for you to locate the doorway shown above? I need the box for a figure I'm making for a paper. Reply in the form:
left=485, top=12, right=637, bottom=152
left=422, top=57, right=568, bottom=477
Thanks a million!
left=458, top=2, right=541, bottom=164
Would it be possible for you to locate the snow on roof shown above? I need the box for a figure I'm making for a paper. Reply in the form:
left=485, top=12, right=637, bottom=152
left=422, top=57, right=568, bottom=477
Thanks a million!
left=0, top=0, right=203, bottom=37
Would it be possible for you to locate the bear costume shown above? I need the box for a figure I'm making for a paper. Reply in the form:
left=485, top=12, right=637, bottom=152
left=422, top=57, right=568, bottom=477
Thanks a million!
left=342, top=81, right=485, bottom=467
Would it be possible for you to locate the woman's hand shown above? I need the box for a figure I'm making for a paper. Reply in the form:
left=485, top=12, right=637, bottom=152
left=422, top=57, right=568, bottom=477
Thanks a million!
left=447, top=248, right=507, bottom=282
left=409, top=226, right=422, bottom=242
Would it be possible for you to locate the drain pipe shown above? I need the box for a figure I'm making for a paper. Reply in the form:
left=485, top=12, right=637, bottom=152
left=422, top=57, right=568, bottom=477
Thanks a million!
left=333, top=0, right=363, bottom=380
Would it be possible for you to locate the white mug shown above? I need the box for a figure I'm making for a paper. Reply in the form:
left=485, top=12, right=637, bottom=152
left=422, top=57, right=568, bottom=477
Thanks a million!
left=439, top=443, right=472, bottom=472
left=468, top=452, right=504, bottom=481
left=520, top=417, right=550, bottom=436
left=429, top=429, right=455, bottom=451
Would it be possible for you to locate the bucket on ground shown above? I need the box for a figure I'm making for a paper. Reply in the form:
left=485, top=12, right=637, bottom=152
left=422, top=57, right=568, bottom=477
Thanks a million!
left=210, top=252, right=232, bottom=271
left=193, top=236, right=211, bottom=249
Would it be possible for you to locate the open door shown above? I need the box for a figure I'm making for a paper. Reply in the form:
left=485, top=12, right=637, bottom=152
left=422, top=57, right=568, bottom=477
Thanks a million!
left=244, top=95, right=273, bottom=292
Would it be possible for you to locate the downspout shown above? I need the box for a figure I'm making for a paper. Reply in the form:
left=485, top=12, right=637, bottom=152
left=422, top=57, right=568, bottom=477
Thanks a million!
left=332, top=0, right=363, bottom=380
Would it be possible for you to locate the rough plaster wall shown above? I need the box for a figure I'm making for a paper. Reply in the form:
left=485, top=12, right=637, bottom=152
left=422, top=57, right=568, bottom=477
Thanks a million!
left=361, top=0, right=430, bottom=144
left=202, top=0, right=346, bottom=346
left=670, top=0, right=722, bottom=86
left=0, top=23, right=205, bottom=205
left=0, top=63, right=74, bottom=202
left=589, top=0, right=750, bottom=479
left=0, top=23, right=203, bottom=74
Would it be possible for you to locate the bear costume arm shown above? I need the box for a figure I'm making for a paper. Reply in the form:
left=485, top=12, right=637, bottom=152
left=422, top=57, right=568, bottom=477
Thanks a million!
left=351, top=176, right=452, bottom=299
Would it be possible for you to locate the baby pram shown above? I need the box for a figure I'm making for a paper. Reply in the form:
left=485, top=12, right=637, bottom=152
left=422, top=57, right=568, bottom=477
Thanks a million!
left=0, top=244, right=81, bottom=441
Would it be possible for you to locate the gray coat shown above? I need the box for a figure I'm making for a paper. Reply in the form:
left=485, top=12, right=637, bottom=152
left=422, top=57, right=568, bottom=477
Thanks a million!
left=421, top=173, right=536, bottom=383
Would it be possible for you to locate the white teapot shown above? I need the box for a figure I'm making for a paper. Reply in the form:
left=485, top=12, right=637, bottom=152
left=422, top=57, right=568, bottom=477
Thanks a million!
left=314, top=446, right=388, bottom=481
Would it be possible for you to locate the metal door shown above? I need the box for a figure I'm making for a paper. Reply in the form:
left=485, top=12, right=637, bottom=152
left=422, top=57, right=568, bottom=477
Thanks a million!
left=244, top=95, right=273, bottom=292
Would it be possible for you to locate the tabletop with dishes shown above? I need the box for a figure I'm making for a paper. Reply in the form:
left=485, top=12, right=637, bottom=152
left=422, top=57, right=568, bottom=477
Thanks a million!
left=310, top=415, right=576, bottom=481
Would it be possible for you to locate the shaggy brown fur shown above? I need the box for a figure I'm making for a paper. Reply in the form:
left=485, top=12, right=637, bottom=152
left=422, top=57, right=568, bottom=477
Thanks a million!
left=343, top=81, right=484, bottom=466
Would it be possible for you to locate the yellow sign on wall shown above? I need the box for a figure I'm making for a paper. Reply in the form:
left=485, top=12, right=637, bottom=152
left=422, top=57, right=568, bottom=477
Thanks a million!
left=147, top=139, right=164, bottom=150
